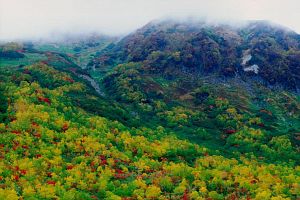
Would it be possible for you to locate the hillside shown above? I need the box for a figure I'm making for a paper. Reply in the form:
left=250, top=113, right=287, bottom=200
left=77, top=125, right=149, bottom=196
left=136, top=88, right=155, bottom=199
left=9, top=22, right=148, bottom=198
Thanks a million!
left=0, top=20, right=299, bottom=199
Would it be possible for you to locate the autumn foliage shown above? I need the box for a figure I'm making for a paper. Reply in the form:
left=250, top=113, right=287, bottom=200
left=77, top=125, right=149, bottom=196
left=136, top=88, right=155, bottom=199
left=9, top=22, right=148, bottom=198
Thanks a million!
left=0, top=63, right=299, bottom=200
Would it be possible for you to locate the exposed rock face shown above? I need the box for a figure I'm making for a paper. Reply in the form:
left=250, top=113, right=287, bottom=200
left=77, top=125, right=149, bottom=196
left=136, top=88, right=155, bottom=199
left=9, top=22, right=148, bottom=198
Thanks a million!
left=241, top=50, right=259, bottom=74
left=242, top=51, right=252, bottom=66
left=244, top=64, right=259, bottom=74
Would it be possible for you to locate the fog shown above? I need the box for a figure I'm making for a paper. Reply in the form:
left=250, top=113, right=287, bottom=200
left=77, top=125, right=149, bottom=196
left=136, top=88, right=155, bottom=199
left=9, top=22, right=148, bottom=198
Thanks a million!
left=0, top=0, right=299, bottom=41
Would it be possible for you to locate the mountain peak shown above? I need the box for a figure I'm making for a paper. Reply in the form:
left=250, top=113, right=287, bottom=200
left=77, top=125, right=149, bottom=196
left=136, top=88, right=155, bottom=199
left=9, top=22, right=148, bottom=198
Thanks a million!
left=91, top=19, right=300, bottom=91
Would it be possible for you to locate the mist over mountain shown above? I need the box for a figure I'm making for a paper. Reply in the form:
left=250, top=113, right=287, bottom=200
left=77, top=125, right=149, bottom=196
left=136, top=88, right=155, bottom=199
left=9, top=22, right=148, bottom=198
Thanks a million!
left=1, top=0, right=300, bottom=41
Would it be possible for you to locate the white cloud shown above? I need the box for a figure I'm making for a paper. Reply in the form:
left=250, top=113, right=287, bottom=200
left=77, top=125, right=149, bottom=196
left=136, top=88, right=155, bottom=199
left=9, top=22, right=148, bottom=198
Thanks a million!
left=0, top=0, right=299, bottom=41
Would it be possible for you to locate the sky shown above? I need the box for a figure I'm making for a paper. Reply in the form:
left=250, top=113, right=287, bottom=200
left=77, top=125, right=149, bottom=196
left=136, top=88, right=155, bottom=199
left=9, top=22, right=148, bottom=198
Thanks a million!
left=0, top=0, right=299, bottom=41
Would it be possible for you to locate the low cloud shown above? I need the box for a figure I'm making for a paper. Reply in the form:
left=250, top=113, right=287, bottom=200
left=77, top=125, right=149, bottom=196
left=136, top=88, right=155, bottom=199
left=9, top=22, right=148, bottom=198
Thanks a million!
left=0, top=0, right=299, bottom=41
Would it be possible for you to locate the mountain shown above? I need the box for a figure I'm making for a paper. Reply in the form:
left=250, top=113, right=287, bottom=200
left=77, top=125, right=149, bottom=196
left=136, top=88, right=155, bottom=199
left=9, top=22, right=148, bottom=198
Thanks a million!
left=0, top=19, right=299, bottom=199
left=90, top=20, right=300, bottom=90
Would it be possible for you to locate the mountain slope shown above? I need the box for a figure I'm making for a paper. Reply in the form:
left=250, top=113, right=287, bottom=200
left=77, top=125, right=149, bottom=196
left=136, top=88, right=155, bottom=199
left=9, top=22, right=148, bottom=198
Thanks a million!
left=83, top=20, right=300, bottom=163
left=0, top=61, right=299, bottom=199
